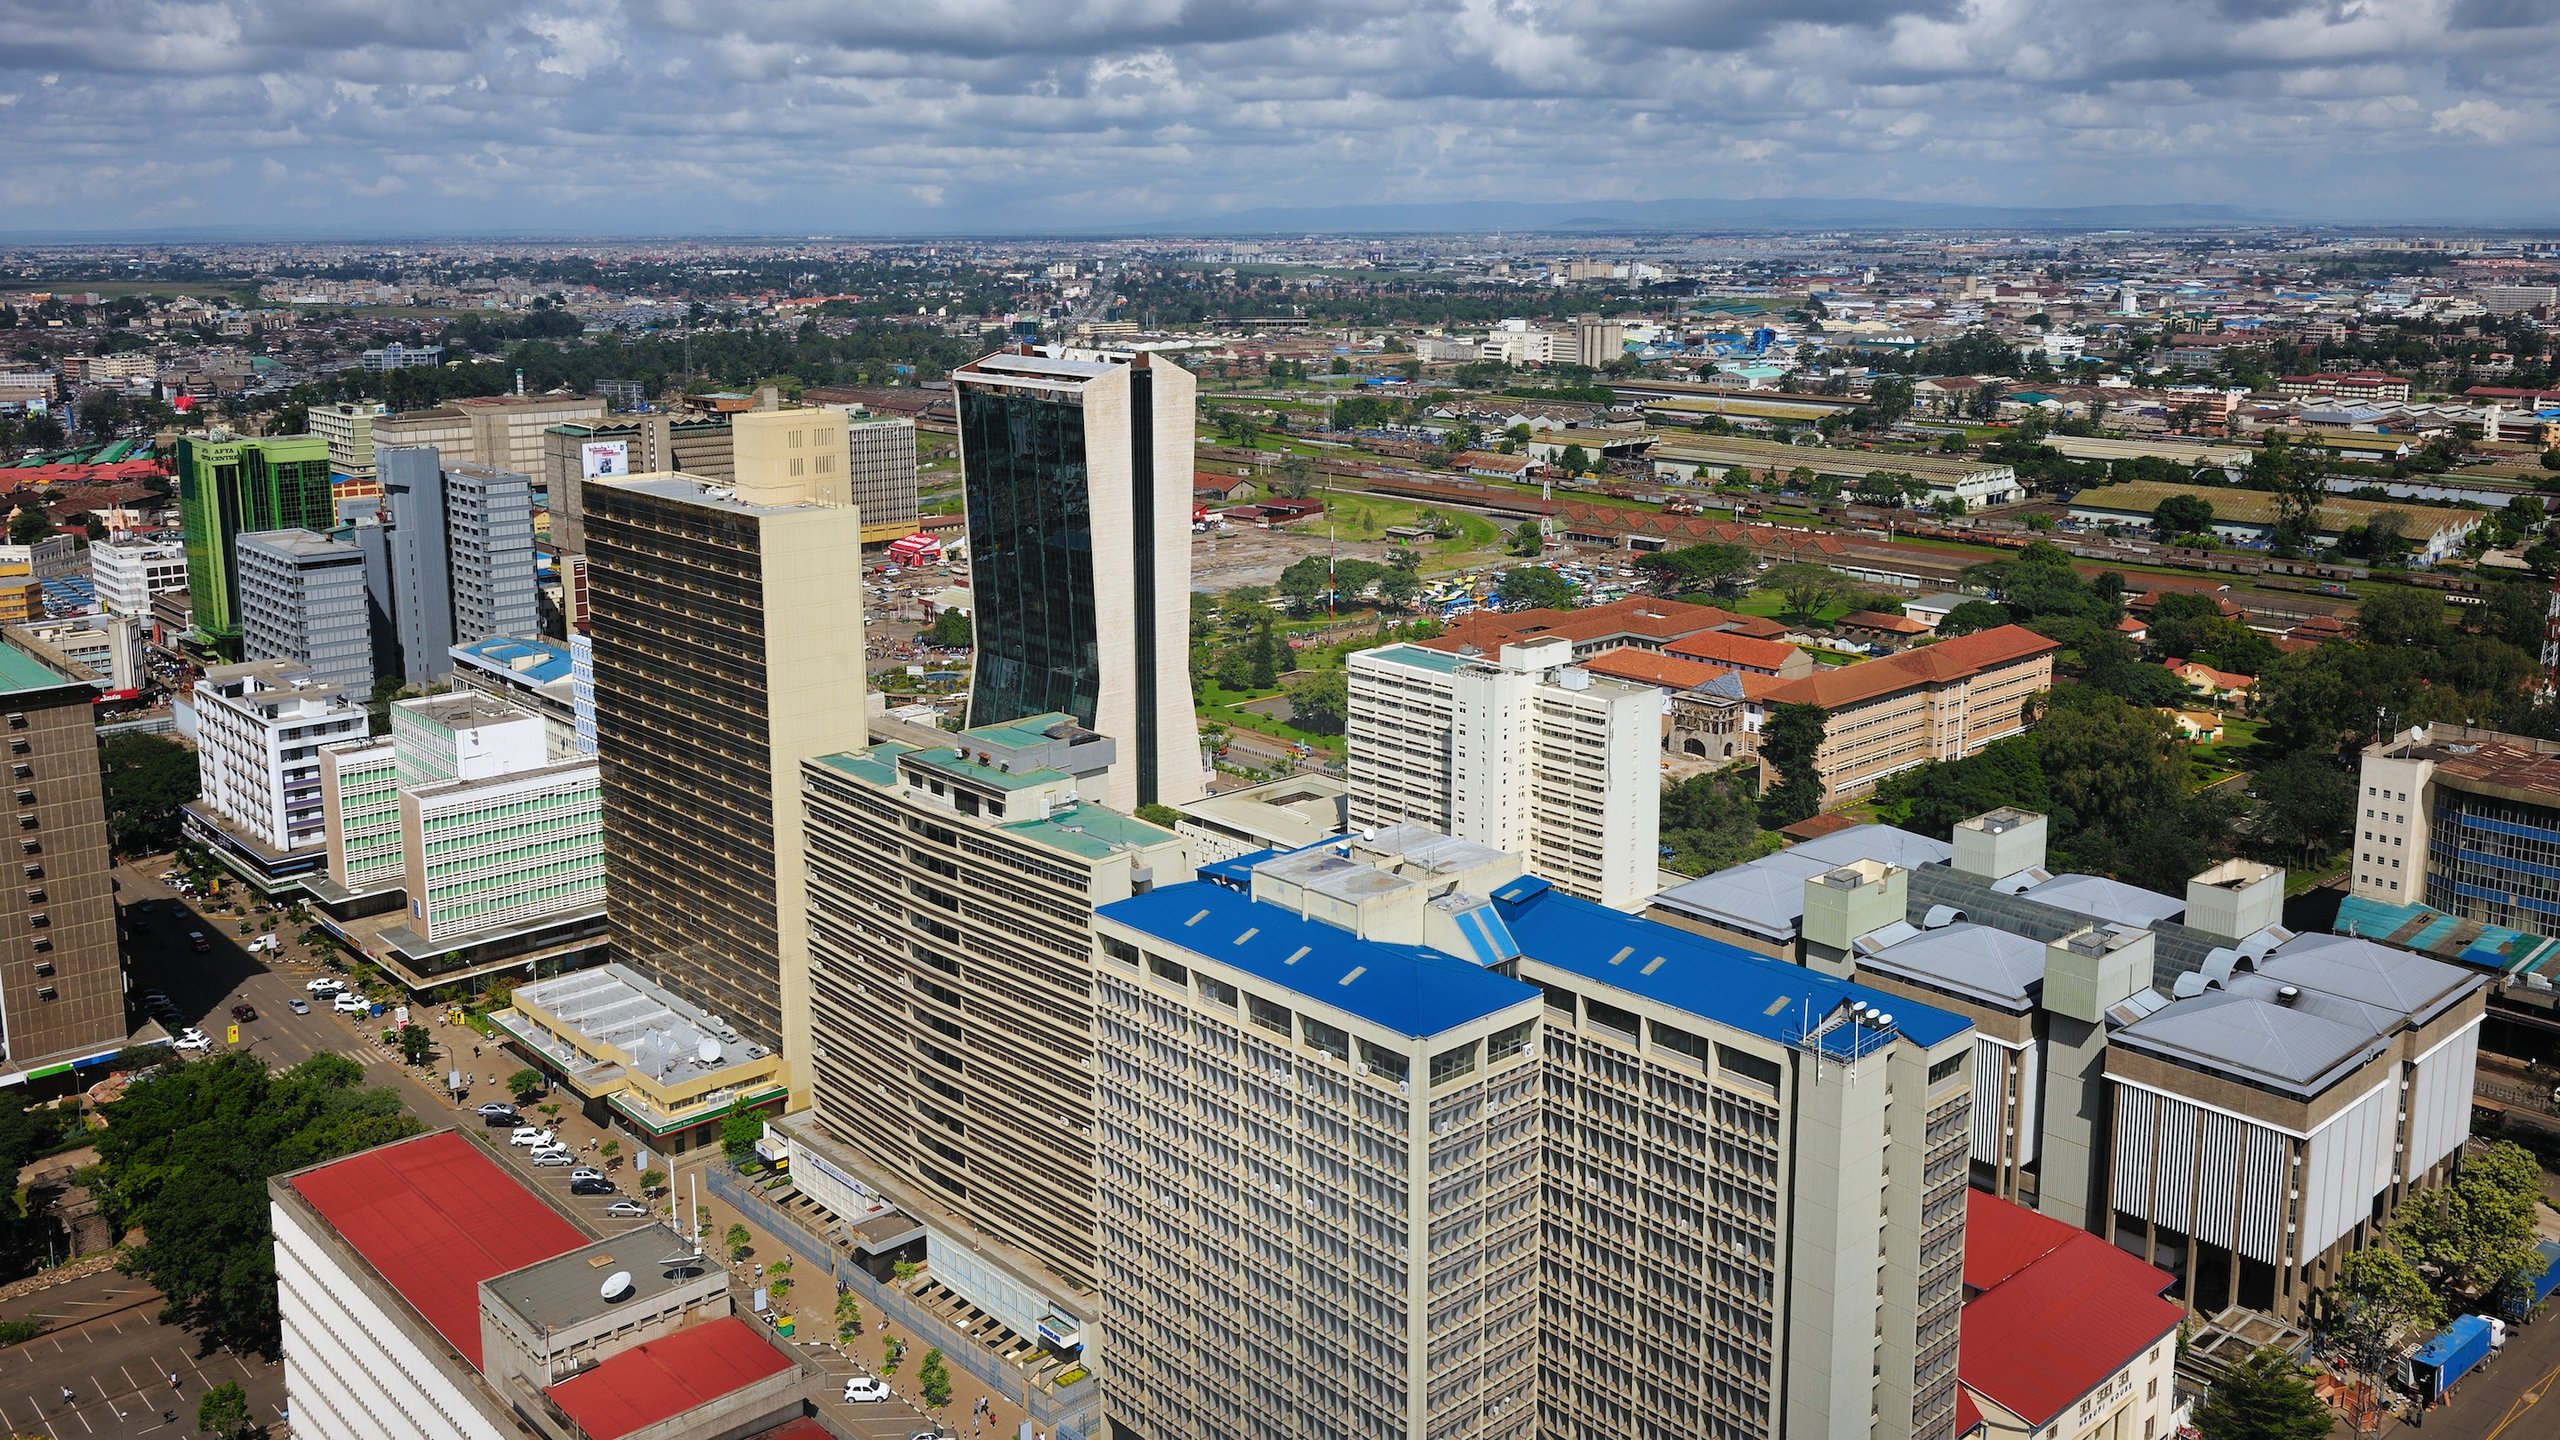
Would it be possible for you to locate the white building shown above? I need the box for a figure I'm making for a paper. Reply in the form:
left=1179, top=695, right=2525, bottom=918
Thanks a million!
left=14, top=613, right=141, bottom=692
left=0, top=535, right=77, bottom=582
left=1348, top=637, right=1663, bottom=911
left=191, top=659, right=369, bottom=856
left=309, top=400, right=389, bottom=479
left=90, top=539, right=187, bottom=619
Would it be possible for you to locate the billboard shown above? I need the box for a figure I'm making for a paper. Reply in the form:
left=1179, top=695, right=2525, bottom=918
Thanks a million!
left=580, top=440, right=629, bottom=479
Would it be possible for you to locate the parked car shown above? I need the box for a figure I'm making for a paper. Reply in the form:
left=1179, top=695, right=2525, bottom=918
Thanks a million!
left=603, top=1200, right=649, bottom=1218
left=530, top=1149, right=574, bottom=1167
left=568, top=1167, right=606, bottom=1184
left=842, top=1376, right=891, bottom=1403
left=332, top=993, right=367, bottom=1014
left=569, top=1178, right=615, bottom=1196
left=285, top=997, right=310, bottom=1015
left=187, top=931, right=209, bottom=953
left=481, top=1110, right=520, bottom=1127
left=173, top=1033, right=210, bottom=1052
left=306, top=976, right=344, bottom=993
left=141, top=989, right=169, bottom=1006
left=229, top=1003, right=257, bottom=1022
left=475, top=1101, right=516, bottom=1118
left=509, top=1127, right=554, bottom=1148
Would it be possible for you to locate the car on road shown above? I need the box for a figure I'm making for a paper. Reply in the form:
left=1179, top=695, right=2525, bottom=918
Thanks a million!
left=286, top=997, right=309, bottom=1015
left=230, top=1003, right=257, bottom=1022
left=306, top=977, right=344, bottom=993
left=842, top=1376, right=891, bottom=1403
left=569, top=1177, right=615, bottom=1196
left=187, top=930, right=209, bottom=952
left=475, top=1101, right=516, bottom=1117
left=509, top=1127, right=554, bottom=1148
left=173, top=1033, right=210, bottom=1051
left=530, top=1148, right=574, bottom=1167
left=603, top=1200, right=649, bottom=1218
left=332, top=992, right=367, bottom=1014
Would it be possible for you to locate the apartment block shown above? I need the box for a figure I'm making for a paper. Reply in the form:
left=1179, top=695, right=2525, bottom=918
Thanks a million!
left=802, top=717, right=1183, bottom=1306
left=1090, top=830, right=1974, bottom=1440
left=0, top=630, right=126, bottom=1081
left=176, top=432, right=334, bottom=657
left=2350, top=722, right=2560, bottom=922
left=1757, top=624, right=2058, bottom=804
left=309, top=400, right=389, bottom=480
left=953, top=346, right=1203, bottom=809
left=88, top=538, right=186, bottom=619
left=585, top=467, right=866, bottom=1094
left=236, top=529, right=374, bottom=691
left=1348, top=637, right=1663, bottom=911
left=184, top=659, right=369, bottom=888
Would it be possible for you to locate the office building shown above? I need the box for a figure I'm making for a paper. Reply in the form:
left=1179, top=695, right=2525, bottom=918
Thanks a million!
left=89, top=539, right=187, bottom=620
left=448, top=636, right=585, bottom=760
left=309, top=400, right=390, bottom=480
left=236, top=529, right=374, bottom=691
left=368, top=449, right=539, bottom=686
left=15, top=613, right=141, bottom=694
left=0, top=537, right=78, bottom=584
left=585, top=461, right=866, bottom=1094
left=1757, top=624, right=2058, bottom=804
left=1092, top=828, right=1974, bottom=1440
left=375, top=394, right=605, bottom=476
left=176, top=432, right=334, bottom=657
left=273, top=1130, right=809, bottom=1440
left=0, top=630, right=126, bottom=1083
left=2479, top=285, right=2557, bottom=317
left=357, top=342, right=443, bottom=370
left=952, top=345, right=1202, bottom=810
left=493, top=964, right=790, bottom=1154
left=2351, top=722, right=2560, bottom=923
left=1348, top=637, right=1663, bottom=911
left=542, top=415, right=738, bottom=560
left=844, top=414, right=920, bottom=534
left=183, top=659, right=369, bottom=889
left=801, top=717, right=1184, bottom=1305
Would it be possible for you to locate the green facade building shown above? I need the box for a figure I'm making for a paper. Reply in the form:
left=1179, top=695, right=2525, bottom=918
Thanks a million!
left=177, top=433, right=334, bottom=657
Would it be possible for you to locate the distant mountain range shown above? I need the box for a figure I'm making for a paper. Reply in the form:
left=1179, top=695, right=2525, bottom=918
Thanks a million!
left=1129, top=196, right=2272, bottom=236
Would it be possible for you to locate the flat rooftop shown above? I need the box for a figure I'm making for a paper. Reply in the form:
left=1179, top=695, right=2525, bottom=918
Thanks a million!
left=509, top=963, right=772, bottom=1085
left=485, top=1224, right=703, bottom=1336
left=452, top=636, right=573, bottom=686
left=0, top=637, right=78, bottom=697
left=545, top=1317, right=792, bottom=1440
left=590, top=472, right=835, bottom=518
left=286, top=1131, right=585, bottom=1368
left=398, top=690, right=533, bottom=732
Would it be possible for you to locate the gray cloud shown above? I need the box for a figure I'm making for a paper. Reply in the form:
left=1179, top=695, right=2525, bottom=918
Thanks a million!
left=0, top=0, right=2555, bottom=234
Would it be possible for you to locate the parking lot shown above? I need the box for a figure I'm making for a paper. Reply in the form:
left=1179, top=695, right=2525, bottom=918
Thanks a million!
left=0, top=1271, right=283, bottom=1438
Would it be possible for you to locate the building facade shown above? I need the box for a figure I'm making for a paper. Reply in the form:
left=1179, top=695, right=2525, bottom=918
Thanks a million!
left=1348, top=638, right=1663, bottom=911
left=585, top=470, right=866, bottom=1097
left=309, top=400, right=390, bottom=480
left=189, top=660, right=370, bottom=864
left=176, top=432, right=334, bottom=657
left=952, top=346, right=1203, bottom=810
left=845, top=414, right=921, bottom=534
left=88, top=539, right=187, bottom=619
left=0, top=631, right=125, bottom=1080
left=1758, top=624, right=2058, bottom=804
left=370, top=448, right=538, bottom=686
left=802, top=719, right=1183, bottom=1301
left=2351, top=722, right=2560, bottom=927
left=236, top=529, right=374, bottom=691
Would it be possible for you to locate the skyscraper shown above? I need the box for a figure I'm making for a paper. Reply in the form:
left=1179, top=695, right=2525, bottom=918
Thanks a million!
left=235, top=529, right=374, bottom=691
left=952, top=346, right=1202, bottom=810
left=0, top=628, right=126, bottom=1083
left=367, top=448, right=539, bottom=686
left=584, top=436, right=866, bottom=1097
left=176, top=432, right=333, bottom=658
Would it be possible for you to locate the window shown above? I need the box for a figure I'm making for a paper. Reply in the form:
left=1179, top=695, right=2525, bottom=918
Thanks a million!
left=1246, top=994, right=1290, bottom=1037
left=1429, top=1041, right=1478, bottom=1086
left=1197, top=975, right=1237, bottom=1009
left=1148, top=953, right=1188, bottom=985
left=1928, top=1053, right=1964, bottom=1085
left=1301, top=1016, right=1348, bottom=1062
left=1717, top=1044, right=1781, bottom=1088
left=1488, top=1018, right=1535, bottom=1061
left=1356, top=1040, right=1408, bottom=1084
left=1584, top=998, right=1639, bottom=1037
left=1100, top=936, right=1139, bottom=966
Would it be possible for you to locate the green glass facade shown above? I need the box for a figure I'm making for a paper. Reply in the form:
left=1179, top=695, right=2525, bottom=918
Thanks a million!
left=177, top=434, right=334, bottom=656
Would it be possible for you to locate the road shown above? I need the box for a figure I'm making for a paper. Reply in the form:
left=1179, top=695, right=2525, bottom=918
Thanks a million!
left=79, top=854, right=950, bottom=1439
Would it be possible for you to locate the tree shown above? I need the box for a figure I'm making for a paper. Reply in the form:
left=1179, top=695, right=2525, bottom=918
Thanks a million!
left=2246, top=754, right=2354, bottom=865
left=94, top=1053, right=422, bottom=1357
left=100, top=733, right=199, bottom=857
left=507, top=1068, right=545, bottom=1102
left=725, top=1222, right=752, bottom=1261
left=1506, top=519, right=1544, bottom=557
left=2330, top=1245, right=2443, bottom=1425
left=1489, top=566, right=1571, bottom=612
left=394, top=1024, right=433, bottom=1067
left=1761, top=562, right=1842, bottom=623
left=2152, top=493, right=2215, bottom=541
left=1875, top=736, right=2052, bottom=839
left=7, top=503, right=53, bottom=548
left=1557, top=444, right=1592, bottom=476
left=1635, top=542, right=1753, bottom=596
left=1283, top=669, right=1348, bottom=736
left=835, top=1287, right=864, bottom=1340
left=1136, top=802, right=1181, bottom=828
left=2391, top=1139, right=2547, bottom=1300
left=1935, top=600, right=2011, bottom=638
left=1758, top=704, right=1829, bottom=827
left=2031, top=688, right=2183, bottom=847
left=195, top=1380, right=254, bottom=1438
left=923, top=606, right=972, bottom=647
left=1661, top=772, right=1778, bottom=876
left=2255, top=438, right=2329, bottom=556
left=920, top=1346, right=954, bottom=1410
left=1868, top=375, right=1914, bottom=427
left=2191, top=1346, right=2333, bottom=1440
left=719, top=1099, right=764, bottom=1163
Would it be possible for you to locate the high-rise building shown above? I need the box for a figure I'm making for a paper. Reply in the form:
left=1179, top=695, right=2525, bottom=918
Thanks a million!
left=800, top=717, right=1183, bottom=1308
left=308, top=400, right=390, bottom=480
left=236, top=529, right=374, bottom=691
left=585, top=461, right=866, bottom=1096
left=183, top=659, right=369, bottom=888
left=367, top=449, right=538, bottom=686
left=952, top=346, right=1202, bottom=810
left=1090, top=830, right=1974, bottom=1440
left=446, top=636, right=584, bottom=761
left=0, top=629, right=126, bottom=1082
left=176, top=432, right=334, bottom=658
left=1348, top=637, right=1664, bottom=911
left=89, top=538, right=187, bottom=619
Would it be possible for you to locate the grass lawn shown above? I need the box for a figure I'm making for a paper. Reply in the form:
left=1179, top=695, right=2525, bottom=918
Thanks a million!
left=2187, top=715, right=2266, bottom=772
left=1198, top=699, right=1345, bottom=759
left=1728, top=590, right=1864, bottom=626
left=1, top=279, right=257, bottom=304
left=1289, top=496, right=1501, bottom=553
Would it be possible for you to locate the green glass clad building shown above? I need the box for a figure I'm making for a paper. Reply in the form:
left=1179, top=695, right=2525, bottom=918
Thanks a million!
left=177, top=433, right=334, bottom=658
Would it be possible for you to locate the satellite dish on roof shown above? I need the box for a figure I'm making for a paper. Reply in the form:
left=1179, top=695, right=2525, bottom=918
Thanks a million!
left=600, top=1271, right=634, bottom=1303
left=698, top=1037, right=723, bottom=1065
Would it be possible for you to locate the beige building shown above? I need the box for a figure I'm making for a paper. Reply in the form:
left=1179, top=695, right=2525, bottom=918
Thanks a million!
left=308, top=400, right=390, bottom=480
left=0, top=630, right=126, bottom=1080
left=1759, top=624, right=2058, bottom=804
left=801, top=717, right=1184, bottom=1305
left=584, top=449, right=866, bottom=1103
left=374, top=394, right=605, bottom=478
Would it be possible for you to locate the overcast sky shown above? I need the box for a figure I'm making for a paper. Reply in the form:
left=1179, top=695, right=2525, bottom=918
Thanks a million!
left=3, top=0, right=2557, bottom=238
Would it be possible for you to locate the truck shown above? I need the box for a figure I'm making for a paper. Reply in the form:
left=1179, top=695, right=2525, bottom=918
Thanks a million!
left=2406, top=1315, right=2494, bottom=1405
left=2500, top=1240, right=2560, bottom=1322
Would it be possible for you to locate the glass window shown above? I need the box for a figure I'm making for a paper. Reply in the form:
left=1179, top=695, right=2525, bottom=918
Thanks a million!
left=1301, top=1016, right=1348, bottom=1062
left=957, top=384, right=1102, bottom=728
left=1429, top=1042, right=1478, bottom=1086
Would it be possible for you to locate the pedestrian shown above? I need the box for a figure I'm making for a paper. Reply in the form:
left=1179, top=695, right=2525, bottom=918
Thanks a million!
left=169, top=1371, right=180, bottom=1390
left=59, top=1386, right=74, bottom=1406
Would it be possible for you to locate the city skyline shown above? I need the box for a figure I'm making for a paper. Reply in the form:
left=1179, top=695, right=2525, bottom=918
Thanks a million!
left=5, top=2, right=2560, bottom=238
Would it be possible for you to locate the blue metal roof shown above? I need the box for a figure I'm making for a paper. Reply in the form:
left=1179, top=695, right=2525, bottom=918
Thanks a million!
left=1099, top=882, right=1537, bottom=1039
left=1491, top=876, right=1970, bottom=1056
left=451, top=636, right=573, bottom=685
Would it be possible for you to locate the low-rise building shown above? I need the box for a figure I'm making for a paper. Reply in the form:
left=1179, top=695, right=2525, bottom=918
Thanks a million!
left=89, top=538, right=187, bottom=620
left=2065, top=482, right=2482, bottom=564
left=1954, top=1192, right=2184, bottom=1440
left=1170, top=772, right=1349, bottom=862
left=448, top=636, right=586, bottom=760
left=1755, top=625, right=2059, bottom=804
left=493, top=964, right=789, bottom=1155
left=13, top=613, right=141, bottom=693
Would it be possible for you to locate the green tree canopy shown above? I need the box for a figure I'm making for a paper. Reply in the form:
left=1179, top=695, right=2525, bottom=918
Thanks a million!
left=2192, top=1346, right=2333, bottom=1440
left=2152, top=493, right=2215, bottom=540
left=1496, top=566, right=1578, bottom=611
left=2245, top=754, right=2355, bottom=865
left=1661, top=771, right=1779, bottom=876
left=1635, top=542, right=1754, bottom=596
left=1759, top=562, right=1842, bottom=623
left=720, top=1098, right=764, bottom=1162
left=1875, top=736, right=2054, bottom=839
left=923, top=606, right=972, bottom=647
left=1935, top=599, right=2012, bottom=638
left=94, top=1053, right=423, bottom=1357
left=1758, top=704, right=1829, bottom=827
left=100, top=733, right=199, bottom=857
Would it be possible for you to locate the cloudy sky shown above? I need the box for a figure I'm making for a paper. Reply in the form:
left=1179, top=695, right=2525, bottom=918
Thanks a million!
left=2, top=0, right=2556, bottom=237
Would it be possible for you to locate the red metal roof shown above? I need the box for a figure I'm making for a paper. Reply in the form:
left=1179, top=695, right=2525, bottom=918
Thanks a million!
left=288, top=1131, right=586, bottom=1369
left=546, top=1318, right=793, bottom=1440
left=1958, top=1192, right=2183, bottom=1428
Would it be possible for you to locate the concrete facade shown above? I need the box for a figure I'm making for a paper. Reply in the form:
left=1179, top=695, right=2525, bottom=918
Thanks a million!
left=192, top=660, right=370, bottom=857
left=0, top=631, right=126, bottom=1080
left=90, top=539, right=187, bottom=619
left=236, top=528, right=374, bottom=691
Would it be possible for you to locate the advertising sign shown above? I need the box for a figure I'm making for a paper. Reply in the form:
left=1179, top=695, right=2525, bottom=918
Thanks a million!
left=580, top=439, right=629, bottom=479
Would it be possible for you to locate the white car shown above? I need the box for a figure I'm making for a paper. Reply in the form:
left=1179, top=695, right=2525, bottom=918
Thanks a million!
left=172, top=1033, right=210, bottom=1052
left=306, top=976, right=344, bottom=994
left=529, top=1148, right=574, bottom=1167
left=509, top=1127, right=555, bottom=1148
left=332, top=992, right=367, bottom=1014
left=842, top=1376, right=891, bottom=1404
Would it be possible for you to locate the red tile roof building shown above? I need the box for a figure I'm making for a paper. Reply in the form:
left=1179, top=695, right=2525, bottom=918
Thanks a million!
left=1664, top=628, right=1816, bottom=678
left=546, top=1318, right=796, bottom=1440
left=1955, top=1192, right=2183, bottom=1440
left=1421, top=596, right=1757, bottom=659
left=1760, top=625, right=2059, bottom=804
